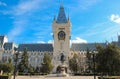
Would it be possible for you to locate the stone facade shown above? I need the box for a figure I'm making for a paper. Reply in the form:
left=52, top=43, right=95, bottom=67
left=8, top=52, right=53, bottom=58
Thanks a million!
left=0, top=36, right=17, bottom=63
left=52, top=5, right=71, bottom=72
left=18, top=44, right=53, bottom=68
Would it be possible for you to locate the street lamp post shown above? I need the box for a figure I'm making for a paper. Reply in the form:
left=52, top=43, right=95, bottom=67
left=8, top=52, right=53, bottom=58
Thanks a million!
left=13, top=52, right=19, bottom=79
left=92, top=51, right=96, bottom=79
left=41, top=62, right=46, bottom=73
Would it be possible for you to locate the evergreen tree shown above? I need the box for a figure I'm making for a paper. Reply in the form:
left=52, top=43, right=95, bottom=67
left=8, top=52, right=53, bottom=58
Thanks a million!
left=86, top=48, right=92, bottom=73
left=41, top=53, right=53, bottom=74
left=96, top=43, right=120, bottom=75
left=18, top=48, right=29, bottom=73
left=28, top=65, right=34, bottom=74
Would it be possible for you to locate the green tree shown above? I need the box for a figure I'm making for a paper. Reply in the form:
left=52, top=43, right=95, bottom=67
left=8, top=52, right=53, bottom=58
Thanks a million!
left=28, top=65, right=34, bottom=74
left=41, top=53, right=53, bottom=74
left=34, top=66, right=40, bottom=73
left=86, top=48, right=91, bottom=61
left=96, top=43, right=120, bottom=75
left=18, top=48, right=29, bottom=73
left=0, top=62, right=14, bottom=73
left=69, top=54, right=80, bottom=74
left=86, top=48, right=92, bottom=73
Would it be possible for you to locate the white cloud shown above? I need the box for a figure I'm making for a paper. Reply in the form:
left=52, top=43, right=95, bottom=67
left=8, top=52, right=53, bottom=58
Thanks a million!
left=69, top=0, right=100, bottom=11
left=36, top=40, right=53, bottom=44
left=71, top=37, right=87, bottom=44
left=0, top=1, right=7, bottom=6
left=7, top=0, right=47, bottom=42
left=13, top=0, right=43, bottom=16
left=79, top=0, right=100, bottom=10
left=67, top=0, right=101, bottom=17
left=48, top=40, right=53, bottom=44
left=36, top=37, right=87, bottom=45
left=8, top=20, right=27, bottom=41
left=36, top=41, right=45, bottom=43
left=110, top=14, right=120, bottom=24
left=37, top=37, right=87, bottom=45
left=50, top=33, right=53, bottom=36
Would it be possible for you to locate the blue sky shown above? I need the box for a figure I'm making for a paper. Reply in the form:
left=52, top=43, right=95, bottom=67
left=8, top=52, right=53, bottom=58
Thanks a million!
left=0, top=0, right=120, bottom=44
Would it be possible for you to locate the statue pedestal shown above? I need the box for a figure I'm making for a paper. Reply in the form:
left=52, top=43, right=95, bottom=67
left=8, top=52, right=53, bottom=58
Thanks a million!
left=56, top=65, right=69, bottom=77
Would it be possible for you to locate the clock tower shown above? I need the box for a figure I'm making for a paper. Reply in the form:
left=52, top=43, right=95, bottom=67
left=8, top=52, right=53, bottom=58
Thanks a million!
left=52, top=5, right=71, bottom=72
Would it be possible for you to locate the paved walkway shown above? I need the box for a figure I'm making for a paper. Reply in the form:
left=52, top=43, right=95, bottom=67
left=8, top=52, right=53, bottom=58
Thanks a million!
left=12, top=76, right=98, bottom=79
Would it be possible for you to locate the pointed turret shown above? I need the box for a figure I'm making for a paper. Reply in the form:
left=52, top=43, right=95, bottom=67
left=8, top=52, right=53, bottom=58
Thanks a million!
left=68, top=14, right=70, bottom=22
left=118, top=35, right=120, bottom=46
left=56, top=5, right=67, bottom=24
left=53, top=15, right=56, bottom=23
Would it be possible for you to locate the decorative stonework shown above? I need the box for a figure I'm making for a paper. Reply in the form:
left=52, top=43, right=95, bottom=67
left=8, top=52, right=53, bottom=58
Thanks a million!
left=52, top=5, right=71, bottom=72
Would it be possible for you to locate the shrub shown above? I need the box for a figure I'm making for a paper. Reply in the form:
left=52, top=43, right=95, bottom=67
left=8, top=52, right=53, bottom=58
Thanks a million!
left=0, top=75, right=11, bottom=79
left=98, top=76, right=120, bottom=79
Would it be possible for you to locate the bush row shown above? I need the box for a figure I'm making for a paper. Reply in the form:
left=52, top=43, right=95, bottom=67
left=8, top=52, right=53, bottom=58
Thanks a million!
left=73, top=72, right=99, bottom=76
left=0, top=75, right=11, bottom=79
left=18, top=73, right=47, bottom=76
left=98, top=76, right=120, bottom=79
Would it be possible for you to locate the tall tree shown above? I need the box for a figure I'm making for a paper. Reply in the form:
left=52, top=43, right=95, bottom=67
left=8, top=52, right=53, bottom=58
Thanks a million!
left=28, top=65, right=34, bottom=74
left=96, top=43, right=120, bottom=75
left=86, top=48, right=92, bottom=73
left=69, top=54, right=80, bottom=74
left=41, top=53, right=53, bottom=74
left=18, top=48, right=29, bottom=72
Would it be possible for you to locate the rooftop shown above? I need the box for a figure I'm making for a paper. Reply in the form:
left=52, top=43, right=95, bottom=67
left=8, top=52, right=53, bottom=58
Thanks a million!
left=56, top=5, right=67, bottom=24
left=71, top=43, right=106, bottom=51
left=18, top=43, right=53, bottom=52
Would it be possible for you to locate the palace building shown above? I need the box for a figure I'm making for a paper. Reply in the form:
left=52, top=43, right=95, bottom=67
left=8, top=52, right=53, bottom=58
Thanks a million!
left=0, top=5, right=120, bottom=72
left=0, top=35, right=17, bottom=63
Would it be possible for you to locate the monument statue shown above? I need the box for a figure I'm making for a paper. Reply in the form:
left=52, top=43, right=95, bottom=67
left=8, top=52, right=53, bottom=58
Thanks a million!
left=56, top=53, right=68, bottom=77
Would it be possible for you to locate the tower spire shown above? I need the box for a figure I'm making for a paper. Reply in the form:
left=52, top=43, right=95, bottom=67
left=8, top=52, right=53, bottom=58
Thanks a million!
left=68, top=14, right=70, bottom=21
left=56, top=3, right=67, bottom=24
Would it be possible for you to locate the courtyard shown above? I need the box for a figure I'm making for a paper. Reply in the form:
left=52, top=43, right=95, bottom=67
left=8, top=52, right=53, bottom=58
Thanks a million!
left=12, top=76, right=98, bottom=79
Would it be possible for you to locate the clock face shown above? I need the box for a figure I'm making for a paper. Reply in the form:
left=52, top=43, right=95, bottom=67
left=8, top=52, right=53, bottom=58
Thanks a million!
left=58, top=31, right=66, bottom=40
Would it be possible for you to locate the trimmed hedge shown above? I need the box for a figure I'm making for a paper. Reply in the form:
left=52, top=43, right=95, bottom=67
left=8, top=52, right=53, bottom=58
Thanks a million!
left=0, top=75, right=11, bottom=79
left=18, top=73, right=47, bottom=76
left=98, top=76, right=120, bottom=79
left=73, top=73, right=98, bottom=76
